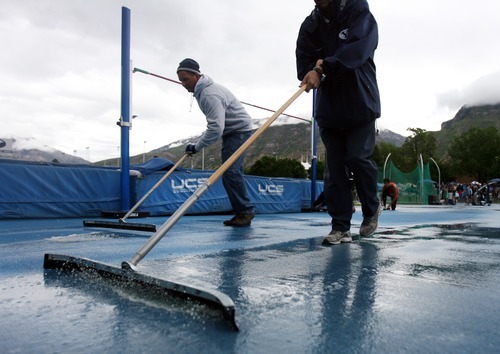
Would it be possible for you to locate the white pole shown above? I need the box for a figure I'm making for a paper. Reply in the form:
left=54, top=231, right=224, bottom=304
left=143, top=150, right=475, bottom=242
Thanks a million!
left=430, top=157, right=441, bottom=201
left=420, top=154, right=424, bottom=204
left=383, top=153, right=392, bottom=179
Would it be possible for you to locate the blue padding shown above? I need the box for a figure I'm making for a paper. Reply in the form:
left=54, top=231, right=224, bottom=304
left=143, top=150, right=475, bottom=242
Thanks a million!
left=299, top=179, right=324, bottom=209
left=137, top=170, right=232, bottom=215
left=0, top=160, right=120, bottom=218
left=130, top=157, right=187, bottom=175
left=0, top=160, right=323, bottom=218
left=136, top=171, right=322, bottom=215
left=245, top=176, right=304, bottom=213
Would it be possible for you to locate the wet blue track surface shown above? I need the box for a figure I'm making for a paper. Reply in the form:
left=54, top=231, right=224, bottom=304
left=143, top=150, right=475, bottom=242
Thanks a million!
left=1, top=205, right=499, bottom=353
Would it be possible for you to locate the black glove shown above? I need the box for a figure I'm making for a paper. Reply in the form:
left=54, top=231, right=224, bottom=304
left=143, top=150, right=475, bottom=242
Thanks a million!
left=185, top=144, right=197, bottom=155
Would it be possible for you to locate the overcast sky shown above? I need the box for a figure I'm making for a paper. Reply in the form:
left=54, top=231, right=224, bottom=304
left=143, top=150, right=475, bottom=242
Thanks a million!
left=2, top=0, right=500, bottom=162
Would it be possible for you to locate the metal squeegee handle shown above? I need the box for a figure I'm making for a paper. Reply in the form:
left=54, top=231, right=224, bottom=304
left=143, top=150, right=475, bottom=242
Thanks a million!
left=120, top=154, right=188, bottom=222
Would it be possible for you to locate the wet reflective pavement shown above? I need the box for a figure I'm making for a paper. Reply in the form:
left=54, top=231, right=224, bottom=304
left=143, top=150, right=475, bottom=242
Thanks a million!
left=1, top=205, right=499, bottom=353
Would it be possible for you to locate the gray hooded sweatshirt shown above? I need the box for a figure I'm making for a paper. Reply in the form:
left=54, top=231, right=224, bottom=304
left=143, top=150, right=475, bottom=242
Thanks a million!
left=193, top=75, right=253, bottom=152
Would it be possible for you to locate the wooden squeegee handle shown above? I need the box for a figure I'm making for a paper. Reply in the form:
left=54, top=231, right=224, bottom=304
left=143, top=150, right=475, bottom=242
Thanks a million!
left=207, top=86, right=307, bottom=185
left=123, top=85, right=306, bottom=269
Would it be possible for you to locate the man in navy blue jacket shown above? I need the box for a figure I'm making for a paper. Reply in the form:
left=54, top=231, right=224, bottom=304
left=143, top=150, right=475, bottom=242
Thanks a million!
left=296, top=0, right=381, bottom=245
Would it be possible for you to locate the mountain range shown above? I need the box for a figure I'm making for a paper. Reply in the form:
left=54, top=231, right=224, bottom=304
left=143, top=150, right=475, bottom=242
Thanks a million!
left=432, top=104, right=500, bottom=157
left=3, top=104, right=499, bottom=168
left=120, top=122, right=406, bottom=170
left=0, top=138, right=88, bottom=164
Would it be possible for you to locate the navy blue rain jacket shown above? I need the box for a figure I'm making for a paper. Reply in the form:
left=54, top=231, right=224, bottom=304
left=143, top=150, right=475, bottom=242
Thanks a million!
left=296, top=0, right=381, bottom=130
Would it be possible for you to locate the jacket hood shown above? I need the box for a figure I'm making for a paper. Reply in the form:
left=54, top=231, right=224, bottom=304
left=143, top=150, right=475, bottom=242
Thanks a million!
left=194, top=75, right=213, bottom=98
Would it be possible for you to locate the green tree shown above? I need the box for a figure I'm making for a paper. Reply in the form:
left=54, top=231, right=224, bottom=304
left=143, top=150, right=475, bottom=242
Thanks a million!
left=435, top=159, right=455, bottom=184
left=397, top=128, right=437, bottom=171
left=372, top=141, right=399, bottom=167
left=448, top=127, right=500, bottom=182
left=247, top=156, right=306, bottom=178
left=308, top=159, right=325, bottom=180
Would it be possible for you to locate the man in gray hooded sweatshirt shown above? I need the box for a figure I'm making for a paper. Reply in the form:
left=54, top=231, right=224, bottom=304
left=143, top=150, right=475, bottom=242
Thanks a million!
left=177, top=58, right=255, bottom=226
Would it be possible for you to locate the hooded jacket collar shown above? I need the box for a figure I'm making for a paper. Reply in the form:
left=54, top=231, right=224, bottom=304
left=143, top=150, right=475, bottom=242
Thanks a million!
left=193, top=74, right=214, bottom=98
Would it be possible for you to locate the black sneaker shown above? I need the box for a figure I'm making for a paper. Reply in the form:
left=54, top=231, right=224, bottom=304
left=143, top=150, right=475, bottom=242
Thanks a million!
left=223, top=213, right=255, bottom=227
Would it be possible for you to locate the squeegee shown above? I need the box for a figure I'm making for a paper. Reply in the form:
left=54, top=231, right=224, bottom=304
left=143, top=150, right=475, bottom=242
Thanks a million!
left=44, top=86, right=306, bottom=331
left=83, top=154, right=188, bottom=232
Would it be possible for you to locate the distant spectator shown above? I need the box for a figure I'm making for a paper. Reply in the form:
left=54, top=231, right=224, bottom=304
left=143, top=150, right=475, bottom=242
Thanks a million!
left=313, top=191, right=356, bottom=213
left=312, top=191, right=327, bottom=211
left=447, top=184, right=456, bottom=205
left=440, top=182, right=447, bottom=204
left=462, top=184, right=472, bottom=205
left=381, top=178, right=399, bottom=210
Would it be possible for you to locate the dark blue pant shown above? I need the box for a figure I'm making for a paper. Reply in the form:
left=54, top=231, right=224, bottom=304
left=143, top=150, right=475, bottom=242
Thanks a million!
left=221, top=131, right=254, bottom=214
left=320, top=121, right=379, bottom=231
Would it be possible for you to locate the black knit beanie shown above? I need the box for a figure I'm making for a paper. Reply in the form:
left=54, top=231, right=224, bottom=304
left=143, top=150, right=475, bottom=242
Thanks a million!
left=176, top=58, right=201, bottom=75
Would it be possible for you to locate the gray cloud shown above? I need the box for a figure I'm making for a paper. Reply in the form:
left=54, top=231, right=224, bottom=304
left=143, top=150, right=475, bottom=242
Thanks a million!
left=437, top=71, right=500, bottom=110
left=2, top=0, right=500, bottom=161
